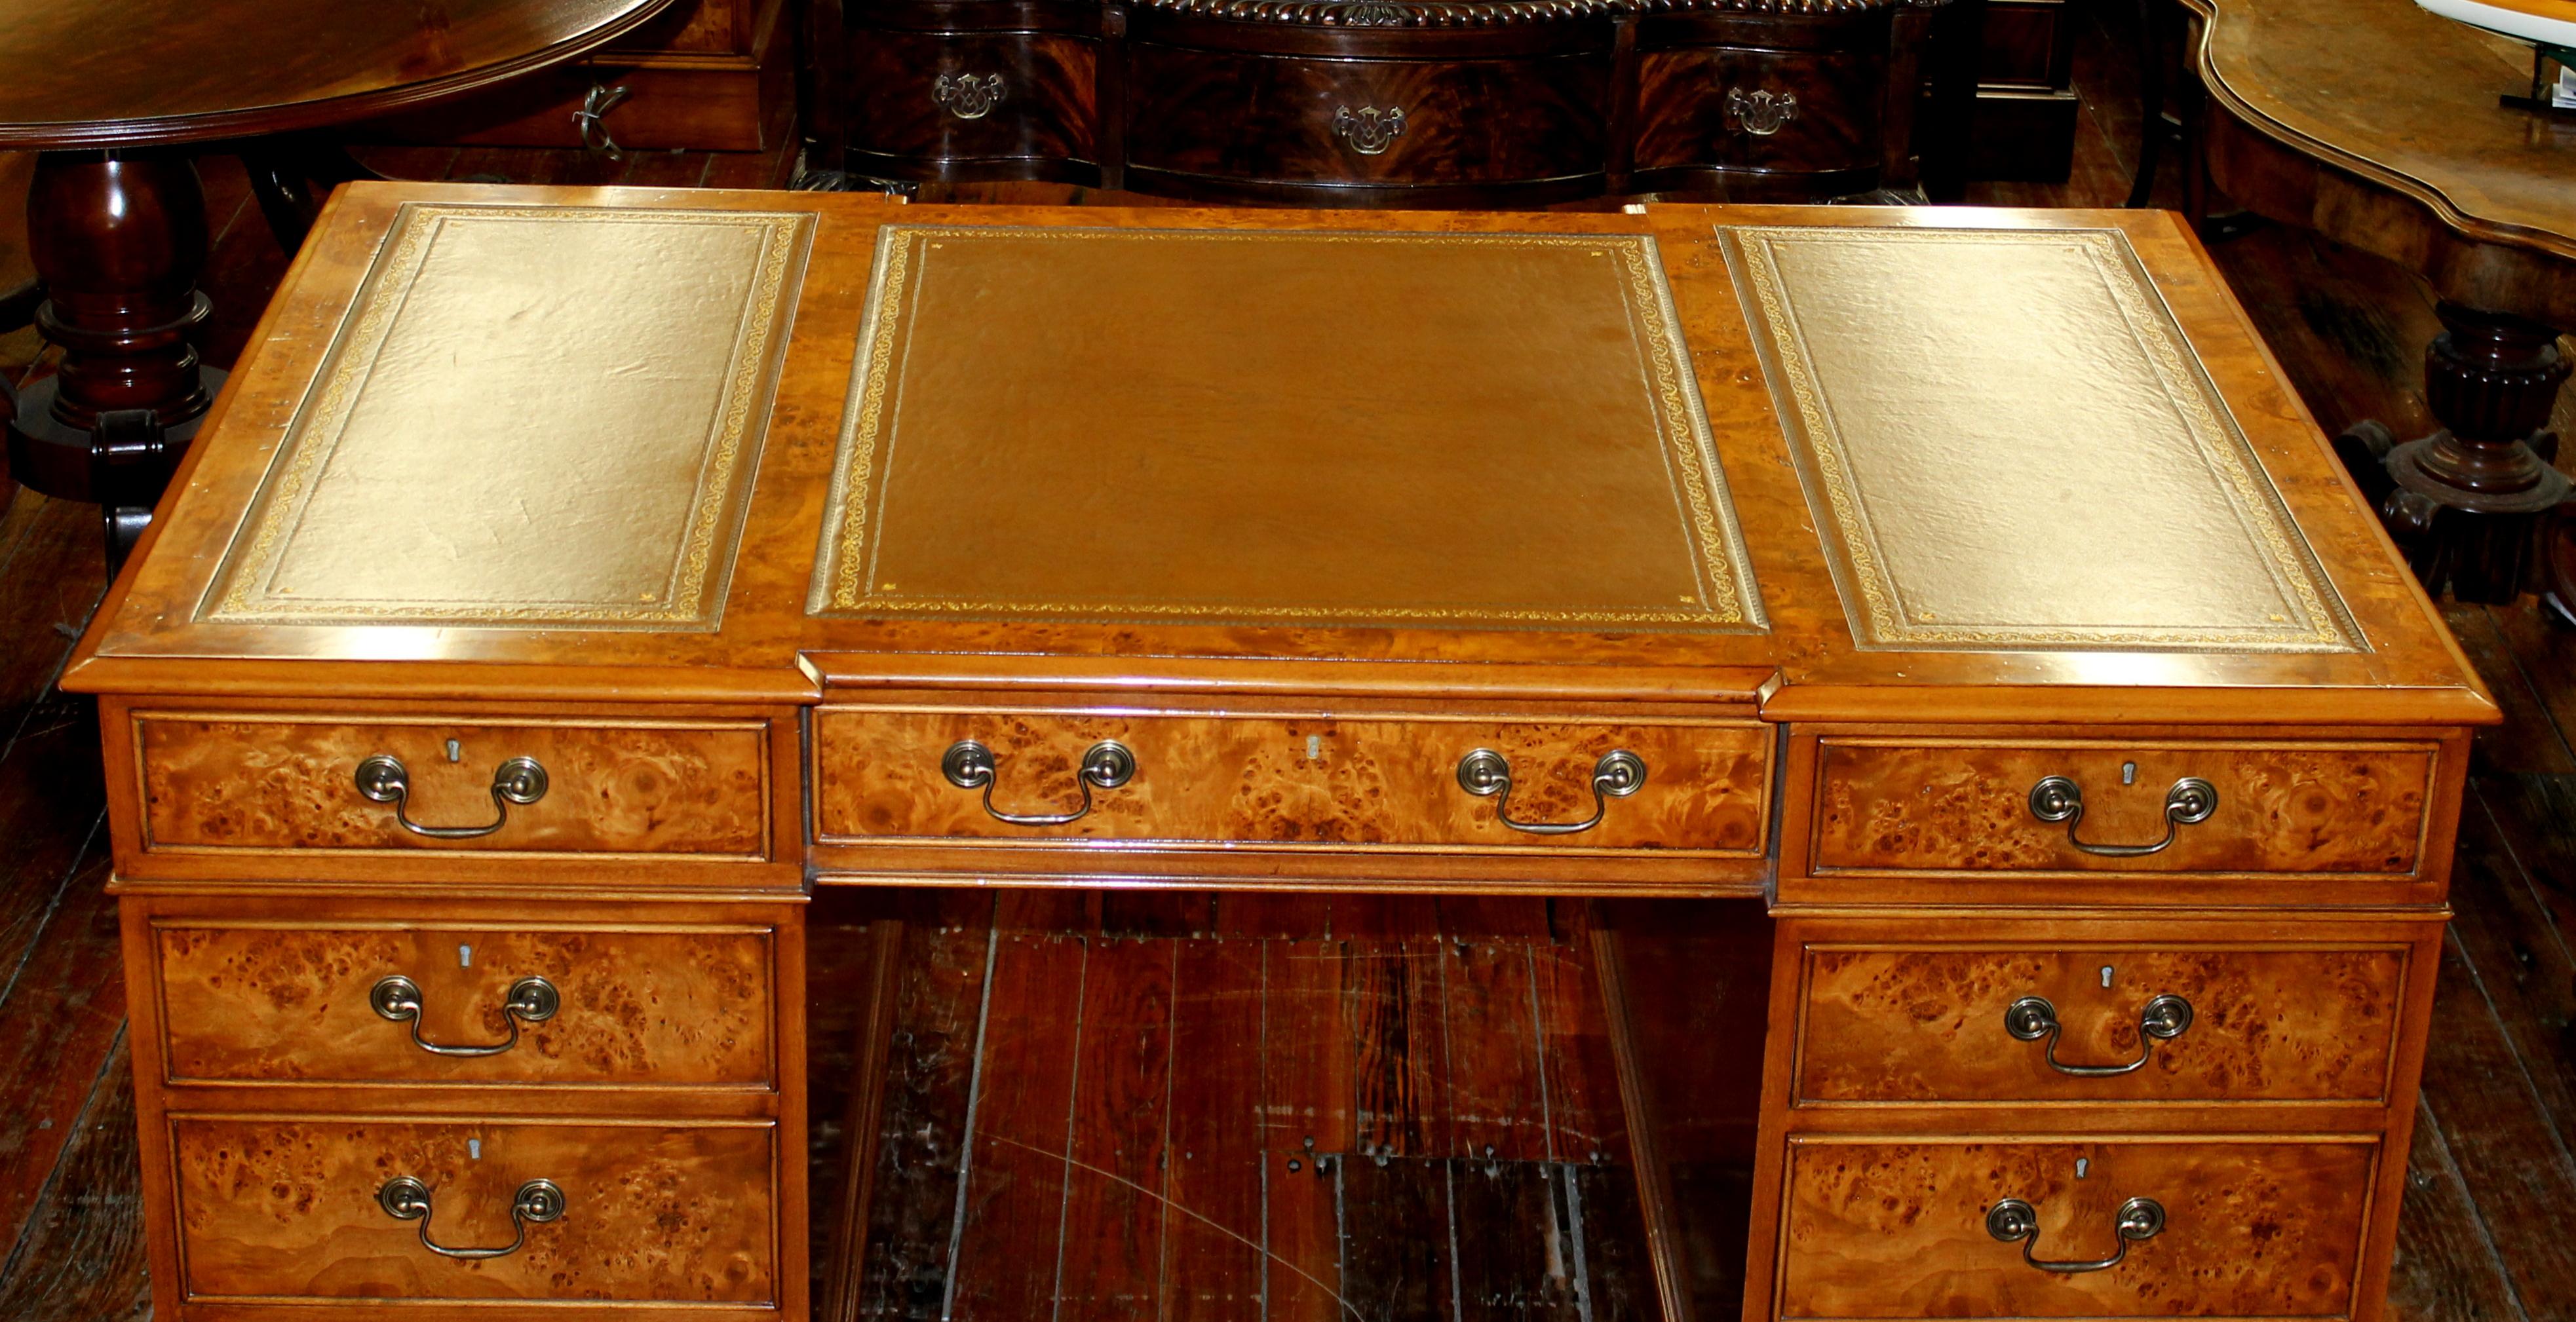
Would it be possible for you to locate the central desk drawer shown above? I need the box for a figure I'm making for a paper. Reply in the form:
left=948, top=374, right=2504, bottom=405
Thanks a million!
left=153, top=920, right=777, bottom=1088
left=812, top=708, right=1769, bottom=854
left=171, top=1116, right=777, bottom=1305
left=1806, top=737, right=2437, bottom=877
left=1777, top=1135, right=2375, bottom=1318
left=1793, top=941, right=2408, bottom=1105
left=130, top=711, right=773, bottom=859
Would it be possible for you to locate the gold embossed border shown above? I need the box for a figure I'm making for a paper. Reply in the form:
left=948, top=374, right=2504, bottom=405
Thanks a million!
left=810, top=225, right=1765, bottom=631
left=1720, top=224, right=2362, bottom=654
left=201, top=203, right=813, bottom=630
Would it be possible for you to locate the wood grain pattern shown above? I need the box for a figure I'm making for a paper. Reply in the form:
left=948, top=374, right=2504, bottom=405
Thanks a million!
left=134, top=713, right=770, bottom=858
left=846, top=31, right=1099, bottom=170
left=1809, top=738, right=2436, bottom=876
left=1631, top=45, right=1881, bottom=185
left=152, top=922, right=775, bottom=1087
left=1794, top=943, right=2408, bottom=1105
left=1775, top=1137, right=2376, bottom=1319
left=814, top=709, right=1768, bottom=854
left=170, top=1116, right=777, bottom=1302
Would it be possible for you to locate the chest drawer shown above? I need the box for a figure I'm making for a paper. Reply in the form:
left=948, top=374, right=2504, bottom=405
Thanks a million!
left=1804, top=738, right=2437, bottom=878
left=1777, top=1135, right=2375, bottom=1318
left=846, top=28, right=1098, bottom=167
left=1632, top=45, right=1883, bottom=183
left=1123, top=46, right=1611, bottom=193
left=171, top=1116, right=777, bottom=1305
left=812, top=708, right=1769, bottom=855
left=129, top=711, right=773, bottom=861
left=1794, top=942, right=2408, bottom=1105
left=153, top=921, right=776, bottom=1088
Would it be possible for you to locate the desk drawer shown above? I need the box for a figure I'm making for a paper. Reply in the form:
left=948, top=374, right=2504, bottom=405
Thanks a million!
left=1794, top=942, right=2407, bottom=1105
left=172, top=1116, right=776, bottom=1304
left=1777, top=1135, right=2374, bottom=1318
left=813, top=708, right=1769, bottom=854
left=154, top=921, right=776, bottom=1088
left=132, top=712, right=772, bottom=859
left=1807, top=738, right=2436, bottom=877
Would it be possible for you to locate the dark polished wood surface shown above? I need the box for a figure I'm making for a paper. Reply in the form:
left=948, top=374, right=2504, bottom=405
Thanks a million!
left=0, top=0, right=680, bottom=149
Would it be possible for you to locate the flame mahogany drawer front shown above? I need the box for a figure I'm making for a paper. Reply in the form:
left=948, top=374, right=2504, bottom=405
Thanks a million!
left=1806, top=738, right=2439, bottom=877
left=811, top=709, right=1771, bottom=853
left=1793, top=941, right=2408, bottom=1105
left=129, top=712, right=773, bottom=859
left=846, top=29, right=1099, bottom=169
left=1776, top=1136, right=2377, bottom=1319
left=153, top=922, right=777, bottom=1088
left=170, top=1116, right=778, bottom=1306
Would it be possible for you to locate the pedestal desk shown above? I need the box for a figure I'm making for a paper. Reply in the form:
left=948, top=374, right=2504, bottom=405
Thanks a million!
left=63, top=184, right=2493, bottom=1322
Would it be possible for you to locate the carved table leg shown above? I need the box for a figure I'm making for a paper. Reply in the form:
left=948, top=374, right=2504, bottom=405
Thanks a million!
left=2335, top=301, right=2573, bottom=606
left=3, top=148, right=223, bottom=555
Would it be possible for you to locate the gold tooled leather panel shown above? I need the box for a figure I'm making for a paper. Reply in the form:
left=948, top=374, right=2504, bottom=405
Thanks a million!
left=1721, top=225, right=2362, bottom=654
left=811, top=225, right=1764, bottom=632
left=202, top=203, right=811, bottom=631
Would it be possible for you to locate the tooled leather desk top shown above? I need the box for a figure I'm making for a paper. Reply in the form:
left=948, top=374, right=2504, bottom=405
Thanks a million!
left=64, top=184, right=2491, bottom=729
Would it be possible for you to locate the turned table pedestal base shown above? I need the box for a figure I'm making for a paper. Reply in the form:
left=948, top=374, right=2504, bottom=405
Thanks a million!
left=2334, top=303, right=2575, bottom=610
left=4, top=150, right=222, bottom=571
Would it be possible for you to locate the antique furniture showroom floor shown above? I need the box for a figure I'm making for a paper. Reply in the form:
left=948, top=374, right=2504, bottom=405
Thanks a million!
left=37, top=179, right=2497, bottom=1322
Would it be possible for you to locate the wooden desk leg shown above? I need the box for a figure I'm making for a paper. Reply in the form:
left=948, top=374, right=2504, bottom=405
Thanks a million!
left=1591, top=916, right=1696, bottom=1322
left=3, top=148, right=220, bottom=552
left=820, top=919, right=907, bottom=1322
left=2335, top=302, right=2574, bottom=605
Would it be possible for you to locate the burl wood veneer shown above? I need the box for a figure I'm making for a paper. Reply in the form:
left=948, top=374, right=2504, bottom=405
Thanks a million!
left=60, top=187, right=2493, bottom=1322
left=1776, top=1136, right=2377, bottom=1318
left=170, top=1117, right=779, bottom=1304
left=1794, top=942, right=2408, bottom=1105
left=154, top=921, right=777, bottom=1087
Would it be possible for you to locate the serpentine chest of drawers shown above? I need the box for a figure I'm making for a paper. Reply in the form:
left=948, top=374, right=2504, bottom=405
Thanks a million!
left=813, top=0, right=1947, bottom=205
left=65, top=183, right=2491, bottom=1321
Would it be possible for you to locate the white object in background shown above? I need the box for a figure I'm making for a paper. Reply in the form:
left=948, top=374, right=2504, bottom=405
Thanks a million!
left=2415, top=0, right=2576, bottom=48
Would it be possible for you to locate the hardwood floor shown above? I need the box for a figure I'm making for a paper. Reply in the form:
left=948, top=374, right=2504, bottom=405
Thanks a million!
left=3, top=5, right=2573, bottom=1316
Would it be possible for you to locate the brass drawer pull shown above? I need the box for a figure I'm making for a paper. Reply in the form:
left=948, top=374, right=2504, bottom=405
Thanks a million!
left=370, top=974, right=560, bottom=1057
left=1456, top=749, right=1646, bottom=835
left=931, top=72, right=1007, bottom=121
left=2026, top=775, right=2217, bottom=857
left=1986, top=1195, right=2165, bottom=1274
left=942, top=739, right=1136, bottom=826
left=1332, top=105, right=1406, bottom=155
left=355, top=753, right=548, bottom=840
left=377, top=1176, right=566, bottom=1260
left=2005, top=992, right=2193, bottom=1076
left=1725, top=87, right=1798, bottom=136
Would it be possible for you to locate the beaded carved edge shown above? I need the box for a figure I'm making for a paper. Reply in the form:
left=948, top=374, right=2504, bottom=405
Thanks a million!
left=200, top=203, right=811, bottom=630
left=1720, top=224, right=2363, bottom=654
left=810, top=225, right=1766, bottom=632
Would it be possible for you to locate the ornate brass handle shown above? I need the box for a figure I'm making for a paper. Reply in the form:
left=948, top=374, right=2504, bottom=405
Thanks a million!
left=931, top=73, right=1007, bottom=120
left=370, top=975, right=560, bottom=1057
left=1725, top=87, right=1798, bottom=136
left=942, top=739, right=1136, bottom=827
left=1332, top=105, right=1406, bottom=155
left=2026, top=775, right=2217, bottom=857
left=1986, top=1196, right=2166, bottom=1274
left=1455, top=749, right=1647, bottom=836
left=355, top=754, right=548, bottom=840
left=572, top=83, right=630, bottom=159
left=377, top=1176, right=566, bottom=1260
left=2004, top=993, right=2193, bottom=1076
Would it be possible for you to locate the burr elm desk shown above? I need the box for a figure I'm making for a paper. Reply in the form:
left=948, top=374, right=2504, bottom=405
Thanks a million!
left=63, top=183, right=2494, bottom=1322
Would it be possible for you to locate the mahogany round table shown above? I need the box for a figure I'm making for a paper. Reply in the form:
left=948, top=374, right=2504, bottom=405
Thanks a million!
left=0, top=0, right=675, bottom=564
left=2184, top=0, right=2576, bottom=610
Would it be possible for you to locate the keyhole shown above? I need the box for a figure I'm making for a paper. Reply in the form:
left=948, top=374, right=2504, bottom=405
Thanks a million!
left=2121, top=761, right=2136, bottom=785
left=459, top=945, right=474, bottom=968
left=2101, top=964, right=2114, bottom=989
left=2076, top=1158, right=2089, bottom=1179
left=1307, top=735, right=1323, bottom=761
left=469, top=1139, right=482, bottom=1160
left=446, top=738, right=463, bottom=763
